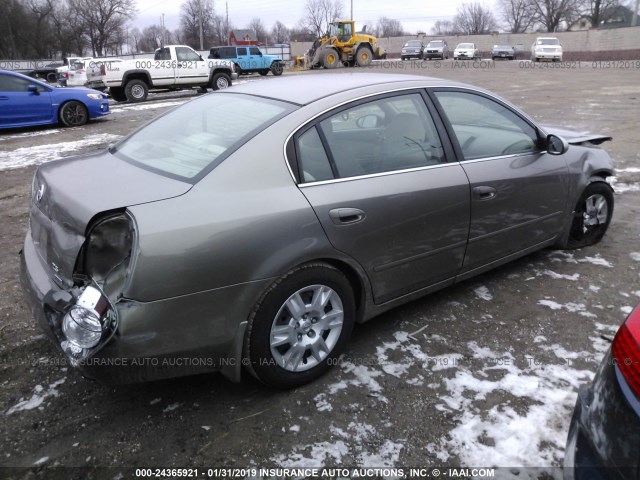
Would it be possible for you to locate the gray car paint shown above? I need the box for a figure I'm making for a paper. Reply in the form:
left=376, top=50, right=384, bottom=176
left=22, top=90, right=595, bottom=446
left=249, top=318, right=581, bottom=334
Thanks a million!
left=20, top=73, right=615, bottom=384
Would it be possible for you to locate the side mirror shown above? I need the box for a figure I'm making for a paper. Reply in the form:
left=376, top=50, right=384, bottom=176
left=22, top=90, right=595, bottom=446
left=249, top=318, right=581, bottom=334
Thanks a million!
left=28, top=85, right=39, bottom=95
left=356, top=114, right=380, bottom=129
left=546, top=134, right=568, bottom=155
left=199, top=55, right=204, bottom=61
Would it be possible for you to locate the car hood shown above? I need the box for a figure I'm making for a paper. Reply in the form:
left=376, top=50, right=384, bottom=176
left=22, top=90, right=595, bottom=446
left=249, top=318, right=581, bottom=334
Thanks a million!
left=31, top=150, right=192, bottom=283
left=541, top=126, right=612, bottom=145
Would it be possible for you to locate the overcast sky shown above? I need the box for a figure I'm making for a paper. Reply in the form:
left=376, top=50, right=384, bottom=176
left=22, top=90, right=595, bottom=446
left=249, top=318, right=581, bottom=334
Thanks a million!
left=135, top=0, right=488, bottom=35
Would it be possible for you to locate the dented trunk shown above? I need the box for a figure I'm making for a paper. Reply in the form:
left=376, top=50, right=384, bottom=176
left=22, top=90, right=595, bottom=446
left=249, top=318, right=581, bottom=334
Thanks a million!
left=30, top=149, right=192, bottom=288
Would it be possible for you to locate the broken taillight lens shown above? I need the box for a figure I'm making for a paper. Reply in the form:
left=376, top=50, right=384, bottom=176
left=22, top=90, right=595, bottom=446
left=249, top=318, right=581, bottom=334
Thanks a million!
left=612, top=305, right=640, bottom=398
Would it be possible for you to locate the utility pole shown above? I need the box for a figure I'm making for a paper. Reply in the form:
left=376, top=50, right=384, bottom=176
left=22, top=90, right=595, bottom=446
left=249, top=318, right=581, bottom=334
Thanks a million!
left=351, top=0, right=353, bottom=20
left=160, top=13, right=165, bottom=47
left=632, top=0, right=639, bottom=28
left=199, top=1, right=204, bottom=50
left=226, top=1, right=230, bottom=45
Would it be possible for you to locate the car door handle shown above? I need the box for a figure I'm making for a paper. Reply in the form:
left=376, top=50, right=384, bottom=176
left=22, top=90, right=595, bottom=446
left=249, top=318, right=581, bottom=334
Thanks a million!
left=329, top=208, right=365, bottom=225
left=472, top=186, right=497, bottom=200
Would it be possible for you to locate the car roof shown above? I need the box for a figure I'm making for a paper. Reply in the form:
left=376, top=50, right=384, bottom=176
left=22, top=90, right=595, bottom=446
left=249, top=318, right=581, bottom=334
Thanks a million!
left=221, top=73, right=465, bottom=105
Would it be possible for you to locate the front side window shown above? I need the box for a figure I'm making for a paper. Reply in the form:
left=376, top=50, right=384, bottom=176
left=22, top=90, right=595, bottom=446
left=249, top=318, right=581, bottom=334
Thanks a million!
left=114, top=93, right=294, bottom=181
left=434, top=91, right=539, bottom=160
left=0, top=74, right=47, bottom=92
left=176, top=47, right=201, bottom=61
left=249, top=47, right=261, bottom=56
left=296, top=93, right=445, bottom=182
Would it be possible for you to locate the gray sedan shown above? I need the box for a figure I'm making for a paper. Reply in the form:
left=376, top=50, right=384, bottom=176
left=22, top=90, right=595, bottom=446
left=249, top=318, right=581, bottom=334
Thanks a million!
left=20, top=73, right=615, bottom=388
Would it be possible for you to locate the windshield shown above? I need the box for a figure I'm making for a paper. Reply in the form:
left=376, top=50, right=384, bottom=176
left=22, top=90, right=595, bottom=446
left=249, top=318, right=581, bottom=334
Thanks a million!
left=537, top=38, right=560, bottom=45
left=114, top=94, right=294, bottom=182
left=405, top=41, right=422, bottom=47
left=428, top=41, right=443, bottom=47
left=458, top=43, right=474, bottom=49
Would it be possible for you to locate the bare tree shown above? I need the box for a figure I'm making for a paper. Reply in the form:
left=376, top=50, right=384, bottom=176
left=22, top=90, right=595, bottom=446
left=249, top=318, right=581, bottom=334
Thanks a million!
left=247, top=17, right=268, bottom=43
left=129, top=26, right=141, bottom=53
left=453, top=2, right=498, bottom=34
left=179, top=0, right=216, bottom=49
left=528, top=0, right=582, bottom=31
left=498, top=0, right=535, bottom=32
left=68, top=0, right=136, bottom=56
left=300, top=0, right=344, bottom=38
left=138, top=24, right=165, bottom=52
left=211, top=13, right=232, bottom=46
left=271, top=20, right=290, bottom=44
left=585, top=0, right=622, bottom=26
left=431, top=20, right=455, bottom=35
left=375, top=16, right=404, bottom=37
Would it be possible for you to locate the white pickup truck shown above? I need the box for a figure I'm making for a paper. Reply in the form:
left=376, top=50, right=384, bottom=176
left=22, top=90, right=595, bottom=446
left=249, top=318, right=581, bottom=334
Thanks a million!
left=95, top=45, right=237, bottom=102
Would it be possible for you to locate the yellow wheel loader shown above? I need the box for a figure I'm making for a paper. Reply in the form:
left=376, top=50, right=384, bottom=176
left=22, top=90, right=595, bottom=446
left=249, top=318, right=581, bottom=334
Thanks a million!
left=308, top=20, right=386, bottom=69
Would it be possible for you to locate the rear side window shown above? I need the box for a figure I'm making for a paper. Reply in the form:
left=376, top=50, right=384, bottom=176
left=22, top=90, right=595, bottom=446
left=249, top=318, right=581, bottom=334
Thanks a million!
left=237, top=48, right=247, bottom=56
left=297, top=127, right=334, bottom=182
left=155, top=48, right=171, bottom=60
left=296, top=92, right=446, bottom=183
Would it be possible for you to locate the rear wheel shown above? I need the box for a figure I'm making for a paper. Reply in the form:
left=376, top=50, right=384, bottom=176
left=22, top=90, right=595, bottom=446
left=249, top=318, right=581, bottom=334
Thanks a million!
left=211, top=72, right=231, bottom=90
left=46, top=72, right=57, bottom=83
left=259, top=70, right=269, bottom=76
left=323, top=49, right=339, bottom=69
left=564, top=183, right=614, bottom=249
left=356, top=46, right=373, bottom=67
left=59, top=101, right=88, bottom=127
left=124, top=79, right=148, bottom=102
left=245, top=263, right=355, bottom=388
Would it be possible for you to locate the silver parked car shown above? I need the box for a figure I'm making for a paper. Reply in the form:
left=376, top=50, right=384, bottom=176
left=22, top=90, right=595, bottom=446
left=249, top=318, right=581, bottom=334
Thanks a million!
left=423, top=39, right=449, bottom=60
left=21, top=74, right=615, bottom=388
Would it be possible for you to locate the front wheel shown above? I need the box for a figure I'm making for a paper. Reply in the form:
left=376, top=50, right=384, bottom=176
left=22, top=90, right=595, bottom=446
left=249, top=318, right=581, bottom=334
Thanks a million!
left=270, top=62, right=283, bottom=76
left=211, top=72, right=231, bottom=90
left=59, top=101, right=88, bottom=127
left=564, top=183, right=614, bottom=249
left=356, top=46, right=373, bottom=67
left=259, top=69, right=269, bottom=76
left=323, top=49, right=339, bottom=69
left=244, top=263, right=355, bottom=388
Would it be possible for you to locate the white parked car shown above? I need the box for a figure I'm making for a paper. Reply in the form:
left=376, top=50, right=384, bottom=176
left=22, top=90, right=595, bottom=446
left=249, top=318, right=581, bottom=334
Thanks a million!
left=531, top=37, right=563, bottom=62
left=453, top=43, right=479, bottom=60
left=57, top=56, right=92, bottom=87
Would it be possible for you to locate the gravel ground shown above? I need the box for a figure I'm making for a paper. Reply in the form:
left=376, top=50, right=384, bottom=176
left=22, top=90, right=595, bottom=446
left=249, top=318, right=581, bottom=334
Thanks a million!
left=1, top=61, right=639, bottom=479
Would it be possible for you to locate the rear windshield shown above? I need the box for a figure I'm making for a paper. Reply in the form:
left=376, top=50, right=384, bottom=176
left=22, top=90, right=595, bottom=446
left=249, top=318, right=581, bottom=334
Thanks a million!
left=113, top=93, right=295, bottom=182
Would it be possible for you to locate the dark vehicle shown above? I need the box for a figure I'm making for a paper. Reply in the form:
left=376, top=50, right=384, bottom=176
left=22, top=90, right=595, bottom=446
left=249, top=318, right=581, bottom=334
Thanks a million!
left=0, top=70, right=109, bottom=128
left=564, top=305, right=640, bottom=479
left=16, top=62, right=62, bottom=83
left=208, top=46, right=284, bottom=76
left=491, top=44, right=516, bottom=60
left=20, top=74, right=614, bottom=389
left=401, top=40, right=424, bottom=60
left=423, top=39, right=449, bottom=60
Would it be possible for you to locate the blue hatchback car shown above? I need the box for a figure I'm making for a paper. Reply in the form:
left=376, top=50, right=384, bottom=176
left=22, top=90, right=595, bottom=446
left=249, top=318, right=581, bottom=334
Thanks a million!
left=0, top=69, right=110, bottom=129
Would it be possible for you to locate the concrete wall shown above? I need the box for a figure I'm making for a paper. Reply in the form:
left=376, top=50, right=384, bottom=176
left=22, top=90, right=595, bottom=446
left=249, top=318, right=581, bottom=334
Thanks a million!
left=290, top=26, right=640, bottom=61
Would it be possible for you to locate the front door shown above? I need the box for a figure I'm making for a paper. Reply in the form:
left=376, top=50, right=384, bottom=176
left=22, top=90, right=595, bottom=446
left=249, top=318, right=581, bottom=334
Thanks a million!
left=431, top=89, right=570, bottom=273
left=0, top=74, right=52, bottom=127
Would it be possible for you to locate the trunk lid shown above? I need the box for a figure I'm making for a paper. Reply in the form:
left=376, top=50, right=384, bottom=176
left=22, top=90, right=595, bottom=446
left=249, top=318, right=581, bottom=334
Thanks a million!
left=30, top=150, right=191, bottom=286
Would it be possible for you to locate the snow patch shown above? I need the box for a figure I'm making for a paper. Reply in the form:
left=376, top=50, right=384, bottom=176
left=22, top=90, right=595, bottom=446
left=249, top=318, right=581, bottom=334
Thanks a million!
left=6, top=378, right=66, bottom=415
left=474, top=286, right=493, bottom=301
left=578, top=255, right=613, bottom=268
left=537, top=300, right=596, bottom=318
left=0, top=134, right=121, bottom=171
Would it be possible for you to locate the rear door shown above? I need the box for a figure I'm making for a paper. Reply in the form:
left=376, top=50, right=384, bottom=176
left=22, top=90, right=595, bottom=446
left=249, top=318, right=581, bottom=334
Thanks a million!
left=293, top=91, right=471, bottom=304
left=0, top=74, right=52, bottom=127
left=430, top=88, right=570, bottom=274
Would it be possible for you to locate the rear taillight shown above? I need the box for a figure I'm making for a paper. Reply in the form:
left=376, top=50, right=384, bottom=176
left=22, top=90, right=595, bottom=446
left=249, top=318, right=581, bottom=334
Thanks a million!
left=100, top=65, right=106, bottom=75
left=612, top=305, right=640, bottom=397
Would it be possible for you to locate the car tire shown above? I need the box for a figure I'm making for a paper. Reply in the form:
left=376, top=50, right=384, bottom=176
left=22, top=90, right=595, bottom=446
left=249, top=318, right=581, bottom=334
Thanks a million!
left=244, top=262, right=355, bottom=388
left=211, top=72, right=231, bottom=90
left=124, top=79, right=148, bottom=102
left=109, top=87, right=127, bottom=102
left=356, top=46, right=373, bottom=67
left=46, top=72, right=57, bottom=83
left=59, top=100, right=89, bottom=127
left=270, top=62, right=284, bottom=76
left=259, top=69, right=269, bottom=76
left=563, top=183, right=614, bottom=249
left=323, top=50, right=340, bottom=69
